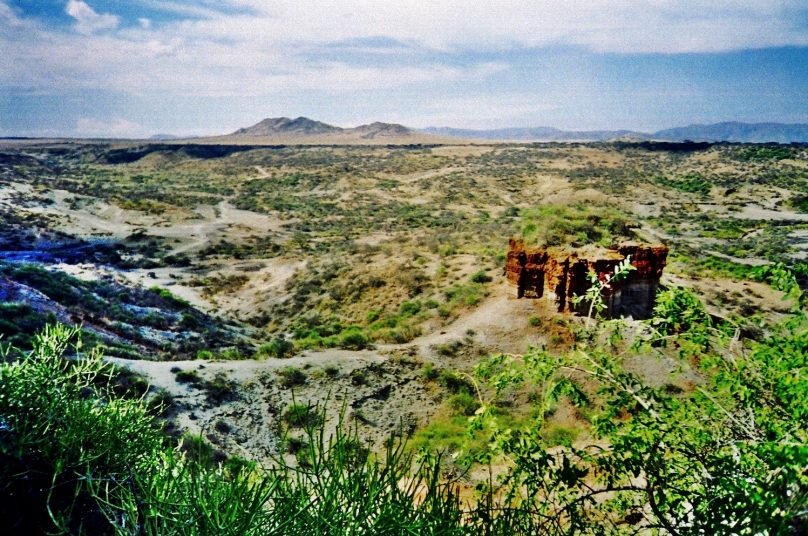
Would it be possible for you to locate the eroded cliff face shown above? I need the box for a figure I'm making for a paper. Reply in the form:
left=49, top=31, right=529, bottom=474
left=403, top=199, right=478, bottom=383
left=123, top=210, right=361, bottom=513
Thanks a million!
left=506, top=239, right=668, bottom=319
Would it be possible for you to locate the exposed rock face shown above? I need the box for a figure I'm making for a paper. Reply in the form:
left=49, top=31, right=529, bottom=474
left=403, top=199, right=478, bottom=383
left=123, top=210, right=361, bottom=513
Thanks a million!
left=506, top=239, right=668, bottom=319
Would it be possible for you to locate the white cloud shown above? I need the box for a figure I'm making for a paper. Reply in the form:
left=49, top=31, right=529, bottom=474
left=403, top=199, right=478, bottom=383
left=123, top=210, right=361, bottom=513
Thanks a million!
left=0, top=0, right=806, bottom=99
left=174, top=1, right=808, bottom=54
left=65, top=0, right=119, bottom=34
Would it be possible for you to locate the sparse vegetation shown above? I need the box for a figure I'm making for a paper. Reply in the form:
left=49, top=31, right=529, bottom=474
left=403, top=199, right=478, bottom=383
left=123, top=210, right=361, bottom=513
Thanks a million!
left=1, top=140, right=807, bottom=533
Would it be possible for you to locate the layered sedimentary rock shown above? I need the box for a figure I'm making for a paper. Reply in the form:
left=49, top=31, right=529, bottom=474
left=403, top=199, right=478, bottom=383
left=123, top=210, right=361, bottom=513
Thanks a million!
left=506, top=239, right=668, bottom=319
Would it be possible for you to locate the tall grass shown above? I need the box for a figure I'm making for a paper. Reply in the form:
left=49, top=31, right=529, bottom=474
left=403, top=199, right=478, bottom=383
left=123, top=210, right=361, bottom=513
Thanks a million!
left=0, top=324, right=476, bottom=535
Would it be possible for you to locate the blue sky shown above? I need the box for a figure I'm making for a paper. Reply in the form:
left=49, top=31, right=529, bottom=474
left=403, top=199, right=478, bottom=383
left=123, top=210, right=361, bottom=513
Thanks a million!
left=1, top=0, right=807, bottom=137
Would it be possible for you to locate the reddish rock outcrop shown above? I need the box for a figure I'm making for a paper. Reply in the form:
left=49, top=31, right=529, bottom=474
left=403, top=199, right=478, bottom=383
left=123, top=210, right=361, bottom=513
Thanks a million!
left=506, top=239, right=668, bottom=319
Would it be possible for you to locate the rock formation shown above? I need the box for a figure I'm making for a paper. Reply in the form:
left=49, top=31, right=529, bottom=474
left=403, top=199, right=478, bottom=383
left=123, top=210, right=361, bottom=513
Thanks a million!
left=506, top=239, right=668, bottom=319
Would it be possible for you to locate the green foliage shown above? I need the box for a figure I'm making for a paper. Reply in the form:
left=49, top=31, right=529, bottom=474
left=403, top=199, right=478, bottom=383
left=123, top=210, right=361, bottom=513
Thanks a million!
left=283, top=403, right=324, bottom=428
left=788, top=193, right=808, bottom=213
left=752, top=262, right=808, bottom=311
left=0, top=324, right=162, bottom=534
left=734, top=145, right=795, bottom=161
left=437, top=370, right=476, bottom=396
left=148, top=285, right=190, bottom=307
left=444, top=282, right=488, bottom=307
left=467, top=294, right=807, bottom=533
left=0, top=325, right=476, bottom=535
left=278, top=366, right=308, bottom=388
left=435, top=339, right=465, bottom=357
left=470, top=270, right=493, bottom=283
left=654, top=173, right=712, bottom=196
left=173, top=368, right=202, bottom=385
left=399, top=299, right=422, bottom=316
left=651, top=286, right=712, bottom=335
left=519, top=202, right=636, bottom=248
left=257, top=336, right=295, bottom=358
left=0, top=303, right=56, bottom=351
left=203, top=371, right=237, bottom=403
left=421, top=362, right=439, bottom=380
left=449, top=390, right=481, bottom=416
left=338, top=326, right=370, bottom=350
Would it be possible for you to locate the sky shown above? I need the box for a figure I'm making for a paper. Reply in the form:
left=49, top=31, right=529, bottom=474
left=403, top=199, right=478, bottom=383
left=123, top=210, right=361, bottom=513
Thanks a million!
left=1, top=0, right=807, bottom=138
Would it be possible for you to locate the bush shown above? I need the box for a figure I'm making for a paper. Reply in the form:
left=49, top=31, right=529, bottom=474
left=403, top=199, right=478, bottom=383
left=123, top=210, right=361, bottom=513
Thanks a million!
left=470, top=270, right=492, bottom=284
left=174, top=368, right=202, bottom=385
left=438, top=370, right=474, bottom=394
left=258, top=336, right=295, bottom=358
left=399, top=300, right=422, bottom=316
left=0, top=325, right=162, bottom=534
left=278, top=366, right=308, bottom=388
left=651, top=287, right=712, bottom=335
left=339, top=327, right=369, bottom=350
left=449, top=391, right=481, bottom=416
left=283, top=403, right=323, bottom=428
left=435, top=340, right=464, bottom=357
left=519, top=202, right=636, bottom=248
left=421, top=363, right=439, bottom=381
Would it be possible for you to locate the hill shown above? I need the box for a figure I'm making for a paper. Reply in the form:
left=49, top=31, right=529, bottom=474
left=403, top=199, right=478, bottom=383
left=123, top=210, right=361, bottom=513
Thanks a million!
left=205, top=116, right=452, bottom=145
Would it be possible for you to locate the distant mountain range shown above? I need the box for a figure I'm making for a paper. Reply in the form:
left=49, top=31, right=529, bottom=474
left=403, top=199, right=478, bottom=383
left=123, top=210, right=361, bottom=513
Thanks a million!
left=651, top=122, right=808, bottom=143
left=142, top=119, right=808, bottom=145
left=423, top=121, right=808, bottom=143
left=422, top=126, right=641, bottom=142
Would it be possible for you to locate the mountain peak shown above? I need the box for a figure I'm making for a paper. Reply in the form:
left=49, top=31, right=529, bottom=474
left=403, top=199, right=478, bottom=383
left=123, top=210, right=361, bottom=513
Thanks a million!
left=351, top=122, right=411, bottom=139
left=232, top=117, right=341, bottom=136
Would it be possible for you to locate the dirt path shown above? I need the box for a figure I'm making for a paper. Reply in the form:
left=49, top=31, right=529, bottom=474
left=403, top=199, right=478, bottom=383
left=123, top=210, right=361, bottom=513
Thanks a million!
left=108, top=347, right=388, bottom=397
left=401, top=280, right=542, bottom=358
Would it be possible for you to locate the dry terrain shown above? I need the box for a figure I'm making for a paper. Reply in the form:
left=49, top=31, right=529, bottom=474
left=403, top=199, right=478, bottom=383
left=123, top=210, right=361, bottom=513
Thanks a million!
left=1, top=138, right=805, bottom=472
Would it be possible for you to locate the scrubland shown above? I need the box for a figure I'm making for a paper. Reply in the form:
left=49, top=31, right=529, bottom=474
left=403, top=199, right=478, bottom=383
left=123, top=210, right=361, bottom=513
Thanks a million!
left=0, top=140, right=805, bottom=533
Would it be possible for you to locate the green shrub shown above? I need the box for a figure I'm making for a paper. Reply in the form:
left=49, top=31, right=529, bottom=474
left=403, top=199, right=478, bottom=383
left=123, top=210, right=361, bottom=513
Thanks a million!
left=438, top=370, right=474, bottom=394
left=278, top=366, right=308, bottom=388
left=338, top=327, right=370, bottom=350
left=174, top=368, right=202, bottom=385
left=0, top=324, right=162, bottom=534
left=449, top=391, right=481, bottom=416
left=399, top=300, right=422, bottom=316
left=543, top=425, right=578, bottom=447
left=283, top=403, right=323, bottom=428
left=0, top=324, right=473, bottom=534
left=444, top=282, right=488, bottom=307
left=258, top=336, right=294, bottom=358
left=654, top=173, right=712, bottom=196
left=421, top=363, right=439, bottom=381
left=435, top=340, right=464, bottom=357
left=470, top=270, right=492, bottom=284
left=651, top=287, right=712, bottom=335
